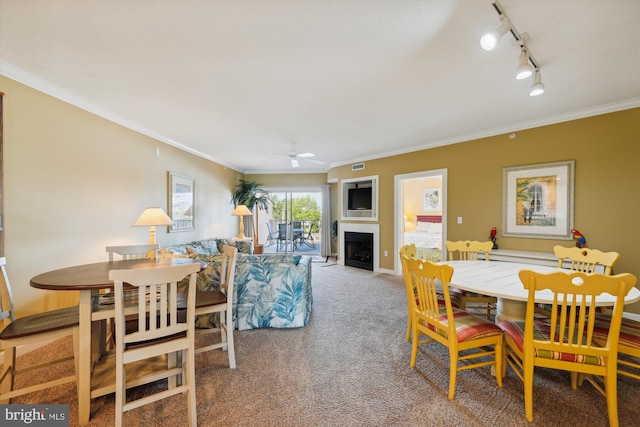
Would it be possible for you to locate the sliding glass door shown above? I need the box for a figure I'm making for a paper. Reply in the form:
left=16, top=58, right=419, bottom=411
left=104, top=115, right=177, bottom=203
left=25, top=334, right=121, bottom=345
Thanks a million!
left=262, top=188, right=321, bottom=255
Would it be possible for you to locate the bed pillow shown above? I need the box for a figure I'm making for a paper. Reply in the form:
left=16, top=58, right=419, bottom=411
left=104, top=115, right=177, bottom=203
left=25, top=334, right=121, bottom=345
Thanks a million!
left=430, top=222, right=443, bottom=234
left=415, top=221, right=432, bottom=232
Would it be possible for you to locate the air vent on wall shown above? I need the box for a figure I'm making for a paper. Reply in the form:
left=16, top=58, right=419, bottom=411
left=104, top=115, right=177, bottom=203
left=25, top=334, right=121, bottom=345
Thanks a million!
left=351, top=162, right=365, bottom=171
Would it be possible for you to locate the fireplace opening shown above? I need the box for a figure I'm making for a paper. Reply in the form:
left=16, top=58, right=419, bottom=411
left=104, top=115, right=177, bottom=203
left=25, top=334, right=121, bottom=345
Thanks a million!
left=344, top=231, right=374, bottom=271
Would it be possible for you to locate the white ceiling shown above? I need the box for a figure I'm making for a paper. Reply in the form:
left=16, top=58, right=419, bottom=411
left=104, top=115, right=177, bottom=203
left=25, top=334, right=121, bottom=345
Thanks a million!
left=1, top=0, right=639, bottom=174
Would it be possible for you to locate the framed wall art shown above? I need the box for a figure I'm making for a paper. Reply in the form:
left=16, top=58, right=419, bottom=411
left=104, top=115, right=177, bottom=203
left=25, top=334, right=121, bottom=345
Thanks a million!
left=168, top=172, right=194, bottom=232
left=502, top=160, right=574, bottom=239
left=423, top=188, right=441, bottom=212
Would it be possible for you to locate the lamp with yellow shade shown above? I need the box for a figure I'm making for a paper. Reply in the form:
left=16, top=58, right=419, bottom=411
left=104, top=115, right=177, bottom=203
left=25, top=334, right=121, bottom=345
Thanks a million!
left=132, top=207, right=173, bottom=246
left=231, top=205, right=252, bottom=240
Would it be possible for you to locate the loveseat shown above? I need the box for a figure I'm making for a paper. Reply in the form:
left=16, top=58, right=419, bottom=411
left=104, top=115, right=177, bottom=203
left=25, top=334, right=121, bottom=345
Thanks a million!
left=158, top=238, right=313, bottom=331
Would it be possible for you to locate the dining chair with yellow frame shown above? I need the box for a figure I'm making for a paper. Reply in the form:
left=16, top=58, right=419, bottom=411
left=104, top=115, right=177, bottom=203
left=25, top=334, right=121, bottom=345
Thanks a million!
left=399, top=244, right=463, bottom=342
left=445, top=240, right=496, bottom=318
left=401, top=255, right=503, bottom=400
left=498, top=269, right=637, bottom=426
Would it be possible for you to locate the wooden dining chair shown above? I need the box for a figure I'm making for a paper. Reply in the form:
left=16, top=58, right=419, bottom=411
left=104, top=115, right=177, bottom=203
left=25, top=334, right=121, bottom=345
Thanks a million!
left=554, top=245, right=620, bottom=274
left=0, top=257, right=79, bottom=403
left=193, top=245, right=238, bottom=368
left=533, top=245, right=622, bottom=318
left=106, top=243, right=159, bottom=261
left=401, top=256, right=503, bottom=400
left=445, top=240, right=496, bottom=318
left=104, top=244, right=160, bottom=348
left=399, top=246, right=463, bottom=342
left=498, top=270, right=637, bottom=426
left=110, top=262, right=200, bottom=427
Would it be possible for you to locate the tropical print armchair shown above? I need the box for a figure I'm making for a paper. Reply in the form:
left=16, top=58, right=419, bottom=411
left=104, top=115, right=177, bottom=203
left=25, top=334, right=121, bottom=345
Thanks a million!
left=165, top=242, right=313, bottom=330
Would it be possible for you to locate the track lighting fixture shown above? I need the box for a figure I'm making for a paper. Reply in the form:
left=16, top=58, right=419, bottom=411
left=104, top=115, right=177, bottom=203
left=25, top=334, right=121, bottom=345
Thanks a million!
left=481, top=1, right=545, bottom=96
left=480, top=15, right=511, bottom=51
left=529, top=71, right=545, bottom=96
left=515, top=49, right=533, bottom=80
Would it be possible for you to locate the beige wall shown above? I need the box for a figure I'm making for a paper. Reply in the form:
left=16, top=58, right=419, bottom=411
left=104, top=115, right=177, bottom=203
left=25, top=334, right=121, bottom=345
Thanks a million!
left=328, top=108, right=640, bottom=311
left=1, top=76, right=240, bottom=314
left=244, top=173, right=327, bottom=187
left=403, top=176, right=443, bottom=221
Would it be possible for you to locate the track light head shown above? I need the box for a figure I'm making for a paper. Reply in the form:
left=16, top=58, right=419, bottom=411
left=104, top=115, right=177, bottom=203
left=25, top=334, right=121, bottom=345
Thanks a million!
left=515, top=50, right=533, bottom=80
left=529, top=71, right=545, bottom=96
left=480, top=16, right=511, bottom=51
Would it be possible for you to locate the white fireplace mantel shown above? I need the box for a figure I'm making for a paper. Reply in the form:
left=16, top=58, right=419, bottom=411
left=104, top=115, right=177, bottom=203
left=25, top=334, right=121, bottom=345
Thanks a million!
left=338, top=223, right=380, bottom=272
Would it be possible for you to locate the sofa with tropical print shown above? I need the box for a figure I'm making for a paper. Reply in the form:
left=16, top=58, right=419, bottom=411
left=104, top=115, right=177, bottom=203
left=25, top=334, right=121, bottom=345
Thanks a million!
left=159, top=239, right=313, bottom=330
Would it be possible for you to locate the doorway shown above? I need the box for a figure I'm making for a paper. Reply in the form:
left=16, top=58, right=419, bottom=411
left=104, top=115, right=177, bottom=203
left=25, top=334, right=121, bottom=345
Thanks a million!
left=262, top=187, right=322, bottom=255
left=394, top=169, right=447, bottom=275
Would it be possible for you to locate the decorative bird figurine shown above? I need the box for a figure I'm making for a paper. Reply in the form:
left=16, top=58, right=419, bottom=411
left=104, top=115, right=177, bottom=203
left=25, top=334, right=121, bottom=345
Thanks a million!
left=571, top=228, right=587, bottom=248
left=489, top=227, right=498, bottom=249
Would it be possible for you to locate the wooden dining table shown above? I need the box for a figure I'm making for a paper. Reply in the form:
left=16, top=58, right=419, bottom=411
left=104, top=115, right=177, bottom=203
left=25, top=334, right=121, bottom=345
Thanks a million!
left=447, top=260, right=640, bottom=322
left=30, top=257, right=202, bottom=425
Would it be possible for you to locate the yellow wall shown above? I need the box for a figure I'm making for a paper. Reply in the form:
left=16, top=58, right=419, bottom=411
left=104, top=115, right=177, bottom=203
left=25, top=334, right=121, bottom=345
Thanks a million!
left=1, top=76, right=240, bottom=314
left=3, top=73, right=639, bottom=314
left=328, top=108, right=640, bottom=311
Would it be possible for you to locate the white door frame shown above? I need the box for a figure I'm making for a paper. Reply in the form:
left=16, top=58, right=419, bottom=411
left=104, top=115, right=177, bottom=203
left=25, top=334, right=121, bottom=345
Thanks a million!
left=394, top=168, right=448, bottom=275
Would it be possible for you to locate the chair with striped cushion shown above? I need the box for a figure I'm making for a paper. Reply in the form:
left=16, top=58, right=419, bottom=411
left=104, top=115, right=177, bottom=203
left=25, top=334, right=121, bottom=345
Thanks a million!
left=533, top=246, right=621, bottom=318
left=554, top=245, right=620, bottom=275
left=445, top=240, right=496, bottom=319
left=399, top=246, right=463, bottom=342
left=498, top=270, right=637, bottom=426
left=593, top=312, right=640, bottom=380
left=401, top=256, right=503, bottom=400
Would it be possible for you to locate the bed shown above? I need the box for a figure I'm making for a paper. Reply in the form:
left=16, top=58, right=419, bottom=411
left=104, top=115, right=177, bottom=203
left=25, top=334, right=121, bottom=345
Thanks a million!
left=404, top=215, right=443, bottom=249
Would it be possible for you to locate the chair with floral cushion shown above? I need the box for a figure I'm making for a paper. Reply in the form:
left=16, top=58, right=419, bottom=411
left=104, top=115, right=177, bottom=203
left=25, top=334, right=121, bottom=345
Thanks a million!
left=498, top=269, right=637, bottom=426
left=445, top=240, right=496, bottom=319
left=401, top=256, right=503, bottom=400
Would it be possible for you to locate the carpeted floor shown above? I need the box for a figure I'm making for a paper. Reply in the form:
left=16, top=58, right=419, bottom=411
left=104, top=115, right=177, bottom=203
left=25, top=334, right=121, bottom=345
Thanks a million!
left=7, top=262, right=640, bottom=426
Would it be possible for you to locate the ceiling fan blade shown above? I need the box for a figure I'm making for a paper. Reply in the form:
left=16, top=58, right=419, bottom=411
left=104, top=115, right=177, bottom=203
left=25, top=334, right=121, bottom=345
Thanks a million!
left=305, top=158, right=325, bottom=165
left=298, top=152, right=315, bottom=158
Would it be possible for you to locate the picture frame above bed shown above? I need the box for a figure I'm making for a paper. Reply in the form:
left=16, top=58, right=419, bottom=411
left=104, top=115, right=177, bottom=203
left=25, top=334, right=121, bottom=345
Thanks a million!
left=423, top=188, right=441, bottom=212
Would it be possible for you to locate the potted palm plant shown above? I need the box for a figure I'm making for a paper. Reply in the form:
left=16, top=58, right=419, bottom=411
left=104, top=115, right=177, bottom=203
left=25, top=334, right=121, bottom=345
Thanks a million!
left=231, top=179, right=271, bottom=254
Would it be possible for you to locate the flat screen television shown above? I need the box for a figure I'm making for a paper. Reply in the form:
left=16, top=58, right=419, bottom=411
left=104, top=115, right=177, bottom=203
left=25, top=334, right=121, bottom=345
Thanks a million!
left=348, top=187, right=372, bottom=210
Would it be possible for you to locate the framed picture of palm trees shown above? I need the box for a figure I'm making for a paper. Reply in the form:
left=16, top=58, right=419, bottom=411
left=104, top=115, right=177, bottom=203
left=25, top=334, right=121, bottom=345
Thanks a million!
left=502, top=160, right=574, bottom=239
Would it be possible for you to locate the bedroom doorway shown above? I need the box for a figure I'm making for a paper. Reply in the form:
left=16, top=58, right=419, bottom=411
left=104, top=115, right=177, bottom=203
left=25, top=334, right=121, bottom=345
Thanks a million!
left=394, top=169, right=447, bottom=275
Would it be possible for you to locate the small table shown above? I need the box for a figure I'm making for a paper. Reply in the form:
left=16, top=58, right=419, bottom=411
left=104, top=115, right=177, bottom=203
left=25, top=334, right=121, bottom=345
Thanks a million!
left=30, top=257, right=201, bottom=425
left=447, top=260, right=640, bottom=322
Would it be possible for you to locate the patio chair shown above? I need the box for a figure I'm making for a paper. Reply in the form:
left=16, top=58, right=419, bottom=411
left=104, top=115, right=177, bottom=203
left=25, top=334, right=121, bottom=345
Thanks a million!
left=265, top=222, right=279, bottom=247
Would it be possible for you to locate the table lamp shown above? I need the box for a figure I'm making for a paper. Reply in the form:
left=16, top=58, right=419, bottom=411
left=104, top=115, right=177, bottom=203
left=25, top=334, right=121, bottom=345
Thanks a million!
left=231, top=205, right=252, bottom=239
left=132, top=207, right=174, bottom=246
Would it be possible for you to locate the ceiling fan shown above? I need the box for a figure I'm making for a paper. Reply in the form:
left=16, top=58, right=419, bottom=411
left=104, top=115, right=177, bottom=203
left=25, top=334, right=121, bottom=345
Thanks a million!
left=271, top=142, right=325, bottom=168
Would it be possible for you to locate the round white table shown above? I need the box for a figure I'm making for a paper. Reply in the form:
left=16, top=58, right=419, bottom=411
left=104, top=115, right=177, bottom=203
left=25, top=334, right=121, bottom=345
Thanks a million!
left=446, top=260, right=640, bottom=322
